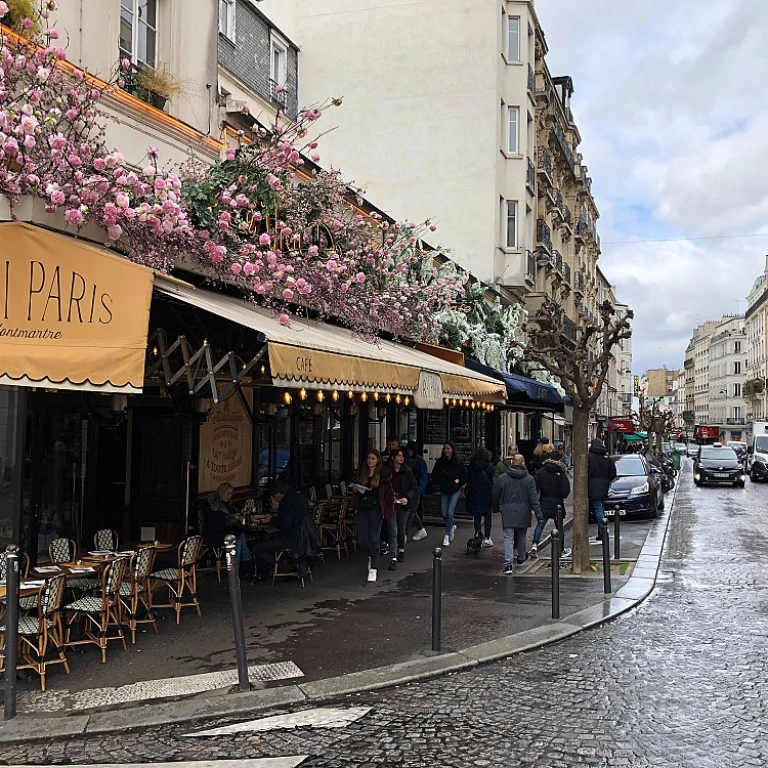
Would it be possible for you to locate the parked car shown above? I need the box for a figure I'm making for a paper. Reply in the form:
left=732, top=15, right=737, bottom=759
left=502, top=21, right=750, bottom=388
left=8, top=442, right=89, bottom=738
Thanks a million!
left=726, top=441, right=747, bottom=462
left=589, top=454, right=664, bottom=522
left=686, top=443, right=699, bottom=457
left=693, top=446, right=745, bottom=488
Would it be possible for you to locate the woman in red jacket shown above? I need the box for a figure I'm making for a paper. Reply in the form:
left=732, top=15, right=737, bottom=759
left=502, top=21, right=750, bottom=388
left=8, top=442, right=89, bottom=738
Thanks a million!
left=353, top=450, right=394, bottom=583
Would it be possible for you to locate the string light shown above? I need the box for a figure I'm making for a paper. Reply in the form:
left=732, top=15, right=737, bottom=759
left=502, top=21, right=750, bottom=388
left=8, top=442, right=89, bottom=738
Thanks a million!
left=360, top=392, right=368, bottom=402
left=404, top=396, right=410, bottom=406
left=260, top=365, right=266, bottom=374
left=452, top=398, right=457, bottom=407
left=347, top=391, right=355, bottom=399
left=299, top=388, right=308, bottom=401
left=444, top=397, right=451, bottom=406
left=385, top=393, right=392, bottom=403
left=283, top=391, right=292, bottom=405
left=317, top=390, right=325, bottom=402
left=373, top=393, right=380, bottom=401
left=395, top=394, right=402, bottom=404
left=332, top=390, right=339, bottom=402
left=459, top=399, right=465, bottom=407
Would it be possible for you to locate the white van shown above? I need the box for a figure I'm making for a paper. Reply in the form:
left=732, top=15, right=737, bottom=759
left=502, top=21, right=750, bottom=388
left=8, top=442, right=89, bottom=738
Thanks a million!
left=747, top=422, right=768, bottom=482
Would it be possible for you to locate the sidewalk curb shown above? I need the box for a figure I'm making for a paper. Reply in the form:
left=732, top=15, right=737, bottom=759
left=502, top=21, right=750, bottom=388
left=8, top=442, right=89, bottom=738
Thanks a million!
left=0, top=477, right=681, bottom=744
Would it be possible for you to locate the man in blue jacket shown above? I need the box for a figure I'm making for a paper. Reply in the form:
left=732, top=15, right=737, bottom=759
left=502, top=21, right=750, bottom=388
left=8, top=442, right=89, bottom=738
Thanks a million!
left=406, top=442, right=429, bottom=541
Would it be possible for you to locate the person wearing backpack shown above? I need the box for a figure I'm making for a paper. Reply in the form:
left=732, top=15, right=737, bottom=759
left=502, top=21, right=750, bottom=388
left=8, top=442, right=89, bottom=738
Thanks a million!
left=533, top=450, right=571, bottom=558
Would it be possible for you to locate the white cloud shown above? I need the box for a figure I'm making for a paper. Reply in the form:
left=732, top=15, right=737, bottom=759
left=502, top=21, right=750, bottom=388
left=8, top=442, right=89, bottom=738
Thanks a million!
left=537, top=0, right=768, bottom=373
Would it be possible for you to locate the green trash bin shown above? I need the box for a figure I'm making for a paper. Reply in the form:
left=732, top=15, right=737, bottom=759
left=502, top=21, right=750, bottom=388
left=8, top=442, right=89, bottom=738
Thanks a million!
left=672, top=450, right=681, bottom=471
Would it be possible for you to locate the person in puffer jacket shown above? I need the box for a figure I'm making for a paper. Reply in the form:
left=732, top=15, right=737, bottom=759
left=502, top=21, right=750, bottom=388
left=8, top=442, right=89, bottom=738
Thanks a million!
left=533, top=451, right=571, bottom=558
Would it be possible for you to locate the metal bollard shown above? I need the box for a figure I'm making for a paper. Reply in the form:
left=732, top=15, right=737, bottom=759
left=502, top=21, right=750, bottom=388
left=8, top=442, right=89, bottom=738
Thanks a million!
left=3, top=545, right=20, bottom=720
left=432, top=547, right=442, bottom=652
left=602, top=527, right=612, bottom=594
left=551, top=529, right=560, bottom=619
left=224, top=534, right=250, bottom=692
left=613, top=508, right=621, bottom=560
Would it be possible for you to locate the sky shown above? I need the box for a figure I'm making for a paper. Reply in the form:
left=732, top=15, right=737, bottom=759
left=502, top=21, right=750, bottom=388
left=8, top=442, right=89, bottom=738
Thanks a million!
left=536, top=0, right=768, bottom=375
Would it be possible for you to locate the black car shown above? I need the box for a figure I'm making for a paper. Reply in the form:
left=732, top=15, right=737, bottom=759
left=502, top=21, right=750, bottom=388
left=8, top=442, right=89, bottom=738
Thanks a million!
left=590, top=454, right=664, bottom=522
left=694, top=446, right=745, bottom=487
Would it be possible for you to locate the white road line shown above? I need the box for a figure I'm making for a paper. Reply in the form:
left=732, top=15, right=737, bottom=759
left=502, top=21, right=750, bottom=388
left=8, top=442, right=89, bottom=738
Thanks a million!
left=186, top=706, right=373, bottom=737
left=19, top=661, right=304, bottom=713
left=5, top=761, right=308, bottom=768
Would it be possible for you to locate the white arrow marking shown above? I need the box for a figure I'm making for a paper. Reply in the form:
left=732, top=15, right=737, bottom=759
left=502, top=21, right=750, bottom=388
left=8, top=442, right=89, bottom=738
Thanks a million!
left=5, top=761, right=308, bottom=768
left=186, top=706, right=373, bottom=737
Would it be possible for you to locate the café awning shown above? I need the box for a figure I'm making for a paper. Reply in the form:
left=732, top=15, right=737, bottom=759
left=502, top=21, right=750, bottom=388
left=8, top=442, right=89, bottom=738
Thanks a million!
left=465, top=359, right=564, bottom=412
left=0, top=223, right=154, bottom=394
left=154, top=278, right=505, bottom=404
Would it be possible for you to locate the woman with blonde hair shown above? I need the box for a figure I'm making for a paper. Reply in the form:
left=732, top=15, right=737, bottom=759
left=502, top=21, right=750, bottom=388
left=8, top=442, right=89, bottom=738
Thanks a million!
left=201, top=481, right=254, bottom=577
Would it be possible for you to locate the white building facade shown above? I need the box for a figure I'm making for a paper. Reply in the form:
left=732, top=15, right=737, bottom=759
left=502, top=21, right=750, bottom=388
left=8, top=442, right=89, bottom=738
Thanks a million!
left=707, top=316, right=747, bottom=442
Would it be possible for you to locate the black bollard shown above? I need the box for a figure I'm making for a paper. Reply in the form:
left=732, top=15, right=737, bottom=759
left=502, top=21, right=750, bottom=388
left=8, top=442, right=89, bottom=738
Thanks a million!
left=602, top=526, right=612, bottom=594
left=224, top=534, right=250, bottom=692
left=613, top=508, right=621, bottom=560
left=432, top=547, right=442, bottom=652
left=3, top=545, right=20, bottom=720
left=551, top=529, right=560, bottom=619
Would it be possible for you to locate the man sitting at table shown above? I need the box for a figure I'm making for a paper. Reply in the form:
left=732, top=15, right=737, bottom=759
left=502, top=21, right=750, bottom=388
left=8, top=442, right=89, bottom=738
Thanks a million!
left=253, top=481, right=311, bottom=575
left=202, top=482, right=255, bottom=579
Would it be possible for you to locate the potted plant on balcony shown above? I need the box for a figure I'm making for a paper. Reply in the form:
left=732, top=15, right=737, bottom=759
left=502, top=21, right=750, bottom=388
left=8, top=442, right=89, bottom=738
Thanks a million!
left=135, top=66, right=183, bottom=111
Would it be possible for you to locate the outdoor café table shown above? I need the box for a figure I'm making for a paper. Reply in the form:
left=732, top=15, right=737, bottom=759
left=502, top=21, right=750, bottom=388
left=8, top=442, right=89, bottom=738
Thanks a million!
left=33, top=562, right=99, bottom=580
left=0, top=579, right=45, bottom=602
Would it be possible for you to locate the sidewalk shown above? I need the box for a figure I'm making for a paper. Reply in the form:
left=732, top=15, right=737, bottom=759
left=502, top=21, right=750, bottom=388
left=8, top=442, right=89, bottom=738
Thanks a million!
left=5, top=490, right=674, bottom=728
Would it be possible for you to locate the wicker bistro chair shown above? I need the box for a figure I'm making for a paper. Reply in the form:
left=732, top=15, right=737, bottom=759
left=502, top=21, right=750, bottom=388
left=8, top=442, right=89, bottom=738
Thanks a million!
left=93, top=529, right=119, bottom=551
left=0, top=574, right=70, bottom=691
left=149, top=535, right=203, bottom=624
left=0, top=550, right=30, bottom=581
left=63, top=556, right=130, bottom=663
left=318, top=503, right=347, bottom=560
left=119, top=547, right=158, bottom=644
left=48, top=537, right=77, bottom=564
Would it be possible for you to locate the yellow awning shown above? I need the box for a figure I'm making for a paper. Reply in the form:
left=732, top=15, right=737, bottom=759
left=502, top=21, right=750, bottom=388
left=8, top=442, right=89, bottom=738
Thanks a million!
left=154, top=278, right=506, bottom=404
left=0, top=223, right=154, bottom=393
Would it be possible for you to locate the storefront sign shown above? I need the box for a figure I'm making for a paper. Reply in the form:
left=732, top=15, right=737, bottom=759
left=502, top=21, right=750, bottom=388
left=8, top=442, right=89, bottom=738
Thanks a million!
left=414, top=371, right=444, bottom=410
left=199, top=390, right=254, bottom=493
left=695, top=425, right=720, bottom=440
left=608, top=416, right=635, bottom=434
left=0, top=222, right=153, bottom=392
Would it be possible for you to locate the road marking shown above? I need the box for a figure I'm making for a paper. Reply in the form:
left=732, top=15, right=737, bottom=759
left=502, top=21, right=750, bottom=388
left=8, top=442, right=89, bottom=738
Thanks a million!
left=5, top=761, right=308, bottom=768
left=186, top=706, right=373, bottom=737
left=19, top=661, right=304, bottom=713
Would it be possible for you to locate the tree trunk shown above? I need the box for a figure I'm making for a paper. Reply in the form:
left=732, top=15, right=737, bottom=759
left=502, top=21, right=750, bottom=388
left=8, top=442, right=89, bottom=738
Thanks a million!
left=571, top=405, right=591, bottom=574
left=656, top=431, right=663, bottom=452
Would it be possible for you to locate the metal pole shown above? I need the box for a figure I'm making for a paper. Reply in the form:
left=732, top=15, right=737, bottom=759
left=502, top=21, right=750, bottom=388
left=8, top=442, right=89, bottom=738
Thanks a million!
left=3, top=545, right=20, bottom=720
left=613, top=507, right=621, bottom=560
left=224, top=534, right=250, bottom=692
left=602, top=526, right=612, bottom=594
left=551, top=529, right=560, bottom=619
left=431, top=547, right=442, bottom=652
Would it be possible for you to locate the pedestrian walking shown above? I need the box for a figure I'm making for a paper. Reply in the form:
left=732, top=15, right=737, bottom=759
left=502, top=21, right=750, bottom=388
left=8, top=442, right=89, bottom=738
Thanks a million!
left=353, top=450, right=394, bottom=583
left=588, top=438, right=616, bottom=542
left=379, top=435, right=400, bottom=556
left=492, top=454, right=542, bottom=574
left=405, top=442, right=429, bottom=541
left=431, top=441, right=467, bottom=547
left=494, top=444, right=517, bottom=480
left=387, top=448, right=418, bottom=570
left=531, top=438, right=555, bottom=474
left=466, top=447, right=495, bottom=547
left=533, top=450, right=571, bottom=558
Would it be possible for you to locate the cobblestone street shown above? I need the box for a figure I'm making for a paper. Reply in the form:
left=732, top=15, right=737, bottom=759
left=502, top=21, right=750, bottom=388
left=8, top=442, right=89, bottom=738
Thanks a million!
left=4, top=465, right=768, bottom=767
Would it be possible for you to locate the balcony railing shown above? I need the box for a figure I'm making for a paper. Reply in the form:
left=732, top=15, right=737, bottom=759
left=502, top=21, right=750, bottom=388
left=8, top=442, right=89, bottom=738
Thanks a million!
left=526, top=157, right=536, bottom=190
left=726, top=418, right=746, bottom=425
left=576, top=271, right=585, bottom=293
left=552, top=250, right=563, bottom=274
left=537, top=148, right=553, bottom=181
left=526, top=249, right=535, bottom=279
left=269, top=79, right=288, bottom=107
left=528, top=63, right=535, bottom=93
left=562, top=316, right=578, bottom=343
left=536, top=219, right=552, bottom=253
left=563, top=263, right=571, bottom=284
left=562, top=205, right=572, bottom=231
left=553, top=118, right=575, bottom=170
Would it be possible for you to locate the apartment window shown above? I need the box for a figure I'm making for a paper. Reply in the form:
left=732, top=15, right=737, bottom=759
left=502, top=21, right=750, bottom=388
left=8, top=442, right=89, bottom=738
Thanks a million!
left=734, top=406, right=742, bottom=419
left=734, top=341, right=742, bottom=353
left=219, top=0, right=236, bottom=41
left=505, top=201, right=517, bottom=249
left=734, top=361, right=741, bottom=375
left=270, top=34, right=288, bottom=87
left=734, top=383, right=742, bottom=397
left=120, top=0, right=157, bottom=68
left=507, top=106, right=519, bottom=154
left=507, top=16, right=520, bottom=61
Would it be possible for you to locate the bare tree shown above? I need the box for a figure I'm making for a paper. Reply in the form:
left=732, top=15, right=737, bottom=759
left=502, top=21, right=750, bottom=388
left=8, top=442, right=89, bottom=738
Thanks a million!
left=522, top=298, right=633, bottom=573
left=634, top=395, right=677, bottom=454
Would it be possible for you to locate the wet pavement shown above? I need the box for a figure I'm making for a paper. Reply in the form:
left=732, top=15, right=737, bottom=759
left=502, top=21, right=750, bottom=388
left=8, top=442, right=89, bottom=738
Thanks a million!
left=6, top=463, right=763, bottom=766
left=1, top=463, right=763, bottom=766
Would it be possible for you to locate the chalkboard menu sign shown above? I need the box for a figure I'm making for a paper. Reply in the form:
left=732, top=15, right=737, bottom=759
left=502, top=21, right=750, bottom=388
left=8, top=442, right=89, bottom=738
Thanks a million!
left=425, top=411, right=446, bottom=444
left=451, top=421, right=473, bottom=465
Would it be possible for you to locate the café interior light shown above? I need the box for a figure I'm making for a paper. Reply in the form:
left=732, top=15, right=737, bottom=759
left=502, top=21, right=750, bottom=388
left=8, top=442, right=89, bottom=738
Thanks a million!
left=452, top=398, right=457, bottom=407
left=332, top=390, right=339, bottom=402
left=317, top=390, right=325, bottom=402
left=283, top=391, right=292, bottom=405
left=360, top=392, right=369, bottom=402
left=373, top=393, right=380, bottom=401
left=395, top=394, right=402, bottom=404
left=299, top=387, right=308, bottom=400
left=347, top=390, right=355, bottom=399
left=404, top=396, right=410, bottom=406
left=260, top=365, right=266, bottom=375
left=444, top=397, right=451, bottom=406
left=385, top=393, right=392, bottom=403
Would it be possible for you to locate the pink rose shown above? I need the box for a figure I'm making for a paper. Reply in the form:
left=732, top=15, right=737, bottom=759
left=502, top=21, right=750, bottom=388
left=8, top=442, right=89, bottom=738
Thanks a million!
left=230, top=263, right=242, bottom=275
left=243, top=262, right=256, bottom=276
left=93, top=158, right=107, bottom=171
left=108, top=224, right=123, bottom=240
left=50, top=190, right=65, bottom=205
left=259, top=233, right=271, bottom=246
left=115, top=194, right=130, bottom=208
left=64, top=209, right=83, bottom=226
left=355, top=272, right=366, bottom=284
left=278, top=313, right=290, bottom=326
left=282, top=289, right=294, bottom=300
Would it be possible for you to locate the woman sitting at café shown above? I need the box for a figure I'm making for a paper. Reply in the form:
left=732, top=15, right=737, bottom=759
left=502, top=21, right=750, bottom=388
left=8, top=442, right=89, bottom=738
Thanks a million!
left=202, top=482, right=254, bottom=578
left=353, top=450, right=394, bottom=584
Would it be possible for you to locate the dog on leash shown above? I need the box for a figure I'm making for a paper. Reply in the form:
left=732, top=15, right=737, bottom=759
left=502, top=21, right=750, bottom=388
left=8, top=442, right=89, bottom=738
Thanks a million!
left=466, top=531, right=483, bottom=556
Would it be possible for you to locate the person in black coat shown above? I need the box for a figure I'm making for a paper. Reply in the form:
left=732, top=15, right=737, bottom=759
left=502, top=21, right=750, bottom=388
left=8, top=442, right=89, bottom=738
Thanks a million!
left=466, top=447, right=495, bottom=546
left=588, top=438, right=617, bottom=541
left=431, top=441, right=468, bottom=547
left=201, top=482, right=255, bottom=576
left=253, top=480, right=311, bottom=572
left=533, top=451, right=571, bottom=556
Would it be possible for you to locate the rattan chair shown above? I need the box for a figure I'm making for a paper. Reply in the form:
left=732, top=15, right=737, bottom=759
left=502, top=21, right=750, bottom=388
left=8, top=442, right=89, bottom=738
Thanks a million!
left=119, top=547, right=158, bottom=644
left=48, top=537, right=77, bottom=564
left=1, top=574, right=70, bottom=691
left=318, top=503, right=347, bottom=560
left=63, top=556, right=130, bottom=663
left=93, top=529, right=119, bottom=551
left=149, top=535, right=203, bottom=624
left=271, top=549, right=312, bottom=588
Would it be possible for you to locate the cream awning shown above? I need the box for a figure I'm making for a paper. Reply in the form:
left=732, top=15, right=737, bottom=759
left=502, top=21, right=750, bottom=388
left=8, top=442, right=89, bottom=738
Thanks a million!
left=0, top=223, right=154, bottom=394
left=154, top=278, right=506, bottom=403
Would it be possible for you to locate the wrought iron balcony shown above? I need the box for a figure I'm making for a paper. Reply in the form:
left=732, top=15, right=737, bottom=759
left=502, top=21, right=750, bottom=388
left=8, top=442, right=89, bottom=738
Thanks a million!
left=553, top=250, right=563, bottom=273
left=562, top=316, right=578, bottom=343
left=576, top=271, right=585, bottom=293
left=537, top=148, right=553, bottom=182
left=536, top=219, right=552, bottom=253
left=526, top=157, right=536, bottom=190
left=526, top=249, right=535, bottom=280
left=269, top=79, right=288, bottom=107
left=726, top=418, right=746, bottom=425
left=563, top=263, right=571, bottom=284
left=553, top=118, right=575, bottom=170
left=528, top=63, right=535, bottom=93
